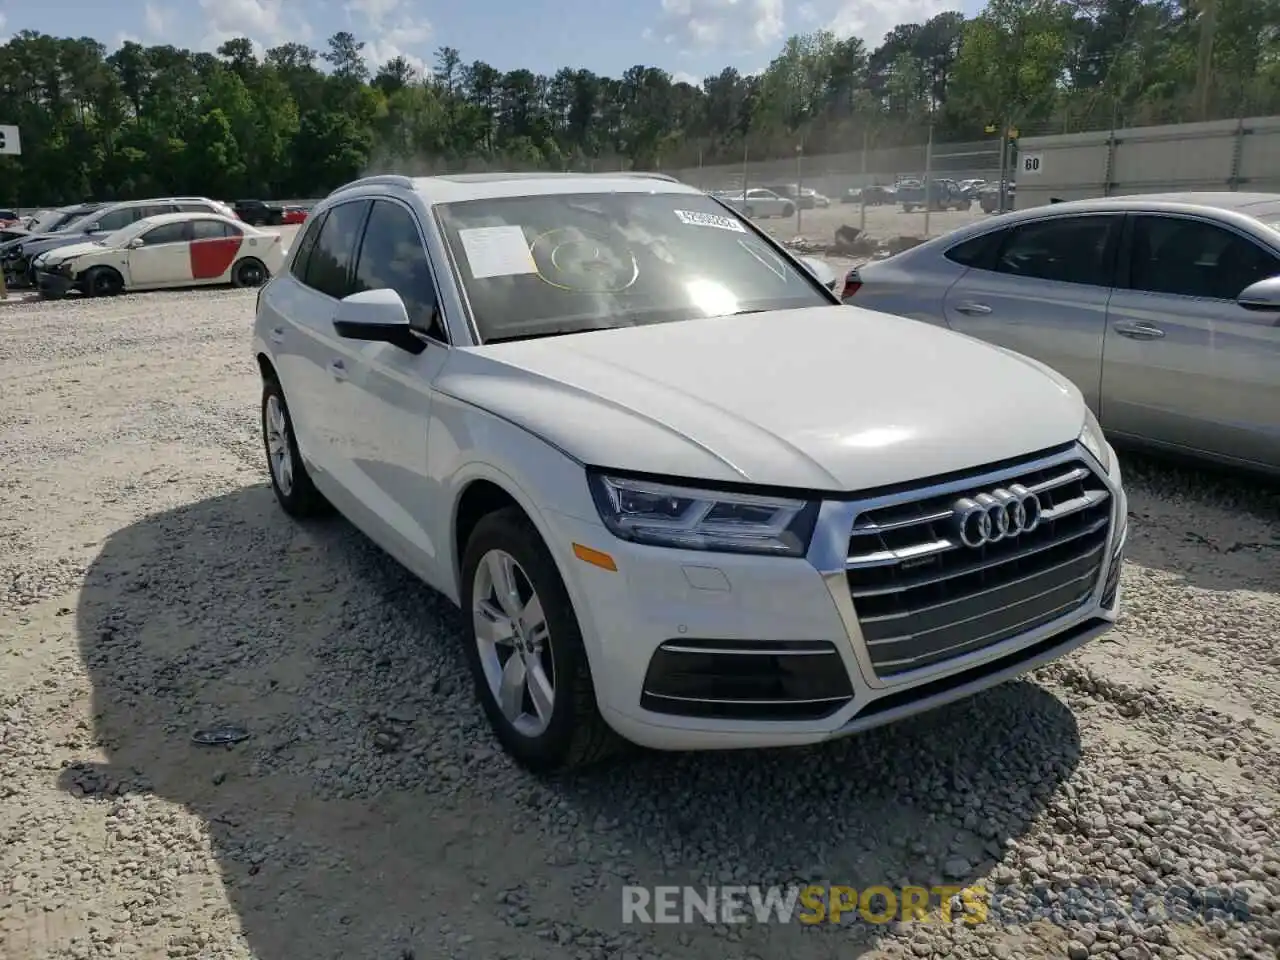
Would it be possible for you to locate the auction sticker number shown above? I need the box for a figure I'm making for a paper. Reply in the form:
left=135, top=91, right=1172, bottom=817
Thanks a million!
left=675, top=209, right=747, bottom=233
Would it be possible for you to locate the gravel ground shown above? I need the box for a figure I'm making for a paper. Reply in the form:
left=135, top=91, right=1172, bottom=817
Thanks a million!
left=1, top=289, right=1278, bottom=960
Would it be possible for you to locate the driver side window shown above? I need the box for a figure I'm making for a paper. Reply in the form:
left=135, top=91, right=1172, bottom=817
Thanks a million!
left=140, top=222, right=189, bottom=245
left=350, top=199, right=447, bottom=342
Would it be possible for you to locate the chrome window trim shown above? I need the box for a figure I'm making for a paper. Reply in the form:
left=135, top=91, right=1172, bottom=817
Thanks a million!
left=804, top=442, right=1121, bottom=692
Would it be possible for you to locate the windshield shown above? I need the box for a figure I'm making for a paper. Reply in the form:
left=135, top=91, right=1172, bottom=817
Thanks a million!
left=99, top=219, right=156, bottom=247
left=31, top=210, right=66, bottom=232
left=436, top=191, right=829, bottom=343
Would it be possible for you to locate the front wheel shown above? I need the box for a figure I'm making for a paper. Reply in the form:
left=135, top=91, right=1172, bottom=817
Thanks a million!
left=461, top=507, right=620, bottom=772
left=82, top=266, right=124, bottom=297
left=782, top=203, right=795, bottom=218
left=744, top=206, right=755, bottom=218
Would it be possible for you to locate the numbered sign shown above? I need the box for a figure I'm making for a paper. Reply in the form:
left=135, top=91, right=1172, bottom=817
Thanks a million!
left=1020, top=152, right=1043, bottom=175
left=0, top=125, right=21, bottom=156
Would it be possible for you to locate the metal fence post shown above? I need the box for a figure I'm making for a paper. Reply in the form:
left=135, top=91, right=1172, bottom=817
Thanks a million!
left=1229, top=116, right=1245, bottom=190
left=923, top=122, right=934, bottom=237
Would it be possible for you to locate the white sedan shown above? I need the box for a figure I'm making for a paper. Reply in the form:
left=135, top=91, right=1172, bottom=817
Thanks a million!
left=33, top=212, right=286, bottom=298
left=717, top=188, right=796, bottom=218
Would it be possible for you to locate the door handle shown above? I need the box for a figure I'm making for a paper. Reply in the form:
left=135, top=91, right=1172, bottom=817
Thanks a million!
left=328, top=358, right=347, bottom=380
left=1113, top=320, right=1165, bottom=340
left=269, top=326, right=284, bottom=343
left=953, top=301, right=992, bottom=315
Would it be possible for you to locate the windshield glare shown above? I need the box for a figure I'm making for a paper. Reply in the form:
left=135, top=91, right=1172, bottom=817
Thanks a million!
left=436, top=191, right=829, bottom=343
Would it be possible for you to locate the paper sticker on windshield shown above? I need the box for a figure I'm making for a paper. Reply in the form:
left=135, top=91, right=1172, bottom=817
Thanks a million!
left=458, top=225, right=538, bottom=279
left=675, top=209, right=746, bottom=233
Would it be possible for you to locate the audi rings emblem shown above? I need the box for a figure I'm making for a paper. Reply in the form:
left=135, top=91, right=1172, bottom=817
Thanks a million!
left=952, top=484, right=1042, bottom=548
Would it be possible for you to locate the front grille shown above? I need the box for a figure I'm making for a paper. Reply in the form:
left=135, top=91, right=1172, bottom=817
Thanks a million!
left=846, top=452, right=1111, bottom=678
left=640, top=638, right=854, bottom=721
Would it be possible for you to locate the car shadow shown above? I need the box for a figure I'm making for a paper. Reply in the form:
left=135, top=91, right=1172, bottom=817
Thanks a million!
left=67, top=484, right=1080, bottom=958
left=1117, top=450, right=1280, bottom=592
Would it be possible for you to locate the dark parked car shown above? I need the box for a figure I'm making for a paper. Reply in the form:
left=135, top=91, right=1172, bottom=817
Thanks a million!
left=979, top=181, right=1017, bottom=213
left=0, top=202, right=104, bottom=286
left=233, top=199, right=285, bottom=225
left=897, top=179, right=971, bottom=212
left=842, top=184, right=895, bottom=205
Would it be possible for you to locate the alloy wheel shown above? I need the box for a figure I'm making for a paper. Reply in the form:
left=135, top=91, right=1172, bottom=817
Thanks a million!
left=264, top=394, right=294, bottom=495
left=472, top=548, right=556, bottom=737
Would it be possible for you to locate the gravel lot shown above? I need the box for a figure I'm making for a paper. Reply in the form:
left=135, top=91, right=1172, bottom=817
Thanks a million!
left=1, top=289, right=1278, bottom=960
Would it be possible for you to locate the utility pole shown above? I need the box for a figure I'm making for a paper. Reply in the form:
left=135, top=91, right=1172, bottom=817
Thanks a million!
left=795, top=143, right=803, bottom=235
left=1194, top=0, right=1218, bottom=121
left=859, top=126, right=869, bottom=233
left=923, top=121, right=935, bottom=238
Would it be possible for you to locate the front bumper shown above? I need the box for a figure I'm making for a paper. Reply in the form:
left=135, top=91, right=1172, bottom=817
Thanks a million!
left=548, top=442, right=1126, bottom=752
left=35, top=268, right=75, bottom=298
left=2, top=255, right=30, bottom=288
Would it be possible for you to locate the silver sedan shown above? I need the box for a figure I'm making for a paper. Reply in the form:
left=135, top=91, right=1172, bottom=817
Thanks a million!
left=841, top=193, right=1280, bottom=476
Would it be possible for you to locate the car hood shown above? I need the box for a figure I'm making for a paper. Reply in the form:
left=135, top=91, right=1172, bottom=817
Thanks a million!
left=18, top=232, right=92, bottom=256
left=39, top=241, right=103, bottom=265
left=439, top=305, right=1087, bottom=491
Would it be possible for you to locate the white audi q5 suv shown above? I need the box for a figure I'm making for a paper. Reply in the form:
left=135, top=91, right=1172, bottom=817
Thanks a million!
left=252, top=171, right=1127, bottom=771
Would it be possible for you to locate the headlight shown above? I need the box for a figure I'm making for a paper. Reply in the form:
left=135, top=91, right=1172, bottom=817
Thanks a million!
left=1078, top=407, right=1111, bottom=473
left=586, top=473, right=820, bottom=557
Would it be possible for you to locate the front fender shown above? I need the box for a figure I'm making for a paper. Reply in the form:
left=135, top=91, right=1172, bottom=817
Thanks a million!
left=430, top=391, right=606, bottom=654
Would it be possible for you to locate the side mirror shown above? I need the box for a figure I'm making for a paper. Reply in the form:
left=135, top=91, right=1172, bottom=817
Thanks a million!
left=127, top=238, right=144, bottom=249
left=798, top=255, right=837, bottom=292
left=1237, top=275, right=1280, bottom=311
left=332, top=288, right=425, bottom=354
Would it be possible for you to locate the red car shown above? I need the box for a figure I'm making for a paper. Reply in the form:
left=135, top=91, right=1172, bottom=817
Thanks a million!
left=281, top=206, right=308, bottom=225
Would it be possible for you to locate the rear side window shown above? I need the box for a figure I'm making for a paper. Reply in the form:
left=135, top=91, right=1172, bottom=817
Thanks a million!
left=351, top=200, right=445, bottom=341
left=191, top=219, right=239, bottom=240
left=994, top=215, right=1118, bottom=286
left=944, top=230, right=1003, bottom=269
left=176, top=202, right=215, bottom=214
left=303, top=200, right=370, bottom=298
left=95, top=208, right=140, bottom=231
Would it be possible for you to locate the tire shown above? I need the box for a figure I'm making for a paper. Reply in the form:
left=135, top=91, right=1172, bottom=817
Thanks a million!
left=782, top=203, right=795, bottom=218
left=461, top=506, right=620, bottom=772
left=232, top=257, right=268, bottom=288
left=261, top=375, right=330, bottom=518
left=744, top=206, right=755, bottom=218
left=83, top=266, right=124, bottom=297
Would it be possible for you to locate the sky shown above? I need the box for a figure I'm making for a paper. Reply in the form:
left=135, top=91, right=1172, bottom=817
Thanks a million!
left=0, top=0, right=984, bottom=84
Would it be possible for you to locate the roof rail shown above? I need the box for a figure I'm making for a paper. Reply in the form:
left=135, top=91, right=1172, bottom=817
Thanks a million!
left=595, top=171, right=681, bottom=183
left=328, top=174, right=416, bottom=197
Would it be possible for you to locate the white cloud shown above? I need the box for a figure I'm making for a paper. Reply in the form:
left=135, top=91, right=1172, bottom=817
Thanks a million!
left=827, top=0, right=960, bottom=48
left=144, top=2, right=171, bottom=37
left=658, top=0, right=786, bottom=50
left=672, top=70, right=702, bottom=85
left=344, top=0, right=432, bottom=74
left=197, top=0, right=312, bottom=51
left=641, top=26, right=655, bottom=40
